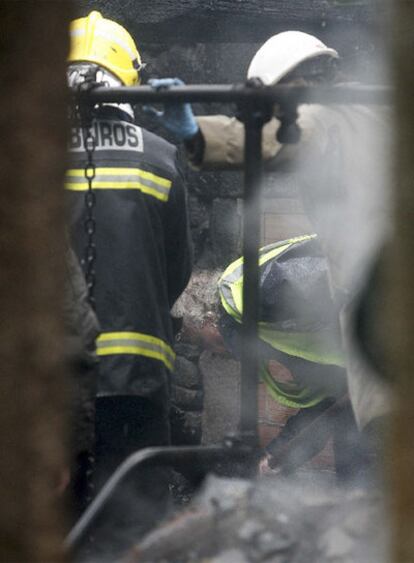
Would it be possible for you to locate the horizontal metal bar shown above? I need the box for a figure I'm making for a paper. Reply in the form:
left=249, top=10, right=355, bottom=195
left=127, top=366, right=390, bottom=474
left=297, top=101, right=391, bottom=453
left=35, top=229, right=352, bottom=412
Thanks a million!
left=74, top=83, right=392, bottom=106
left=65, top=443, right=253, bottom=553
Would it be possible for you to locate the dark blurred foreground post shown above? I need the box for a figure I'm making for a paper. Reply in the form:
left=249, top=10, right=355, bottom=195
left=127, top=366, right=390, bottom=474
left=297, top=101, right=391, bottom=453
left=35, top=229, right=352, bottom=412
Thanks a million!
left=390, top=2, right=414, bottom=562
left=0, top=2, right=72, bottom=561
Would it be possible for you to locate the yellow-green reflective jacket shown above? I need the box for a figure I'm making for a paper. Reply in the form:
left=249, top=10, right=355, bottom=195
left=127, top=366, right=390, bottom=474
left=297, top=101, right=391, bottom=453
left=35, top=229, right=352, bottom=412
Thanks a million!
left=218, top=235, right=345, bottom=408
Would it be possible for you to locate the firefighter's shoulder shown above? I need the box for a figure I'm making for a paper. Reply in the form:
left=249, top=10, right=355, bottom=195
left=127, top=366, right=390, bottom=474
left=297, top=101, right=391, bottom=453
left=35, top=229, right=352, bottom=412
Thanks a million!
left=141, top=127, right=179, bottom=175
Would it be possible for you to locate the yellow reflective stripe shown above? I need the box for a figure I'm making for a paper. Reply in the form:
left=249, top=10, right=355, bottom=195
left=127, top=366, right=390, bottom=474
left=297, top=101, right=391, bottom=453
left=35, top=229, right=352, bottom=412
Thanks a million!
left=259, top=323, right=345, bottom=367
left=65, top=181, right=168, bottom=201
left=260, top=365, right=324, bottom=408
left=96, top=331, right=175, bottom=371
left=98, top=331, right=175, bottom=357
left=219, top=234, right=317, bottom=288
left=65, top=167, right=172, bottom=202
left=66, top=168, right=171, bottom=188
left=259, top=234, right=316, bottom=265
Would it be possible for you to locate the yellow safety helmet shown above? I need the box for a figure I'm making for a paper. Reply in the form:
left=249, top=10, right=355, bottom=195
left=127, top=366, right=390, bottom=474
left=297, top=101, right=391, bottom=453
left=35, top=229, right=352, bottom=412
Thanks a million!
left=68, top=11, right=143, bottom=86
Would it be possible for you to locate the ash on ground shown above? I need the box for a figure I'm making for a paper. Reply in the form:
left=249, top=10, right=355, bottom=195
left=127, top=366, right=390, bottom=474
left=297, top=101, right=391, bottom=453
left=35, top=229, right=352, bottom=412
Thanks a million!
left=128, top=474, right=388, bottom=563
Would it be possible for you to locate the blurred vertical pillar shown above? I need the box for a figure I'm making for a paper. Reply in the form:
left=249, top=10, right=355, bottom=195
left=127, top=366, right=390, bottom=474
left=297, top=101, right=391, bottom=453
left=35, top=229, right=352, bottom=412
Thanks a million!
left=0, top=2, right=72, bottom=562
left=390, top=1, right=414, bottom=562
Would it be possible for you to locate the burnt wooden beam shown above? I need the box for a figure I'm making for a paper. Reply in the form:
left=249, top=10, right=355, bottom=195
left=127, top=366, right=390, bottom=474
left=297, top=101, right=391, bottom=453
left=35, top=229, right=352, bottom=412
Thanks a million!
left=79, top=0, right=383, bottom=24
left=78, top=0, right=387, bottom=43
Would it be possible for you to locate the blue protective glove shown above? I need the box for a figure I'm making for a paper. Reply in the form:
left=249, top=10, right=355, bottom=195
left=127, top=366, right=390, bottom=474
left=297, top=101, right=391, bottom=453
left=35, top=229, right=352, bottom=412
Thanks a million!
left=144, top=78, right=199, bottom=142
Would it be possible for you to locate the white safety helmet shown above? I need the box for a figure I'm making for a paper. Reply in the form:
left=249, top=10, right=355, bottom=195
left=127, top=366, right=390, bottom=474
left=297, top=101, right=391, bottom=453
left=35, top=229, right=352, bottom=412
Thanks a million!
left=247, top=31, right=338, bottom=86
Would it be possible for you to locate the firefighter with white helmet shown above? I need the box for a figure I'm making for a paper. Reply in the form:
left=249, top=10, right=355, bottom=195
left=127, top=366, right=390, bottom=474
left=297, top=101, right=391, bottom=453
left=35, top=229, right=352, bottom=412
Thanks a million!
left=147, top=31, right=391, bottom=460
left=145, top=31, right=339, bottom=145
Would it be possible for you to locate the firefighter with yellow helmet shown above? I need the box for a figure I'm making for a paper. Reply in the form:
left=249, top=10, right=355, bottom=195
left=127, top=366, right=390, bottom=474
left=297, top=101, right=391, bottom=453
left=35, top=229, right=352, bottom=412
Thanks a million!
left=68, top=10, right=144, bottom=86
left=66, top=11, right=192, bottom=501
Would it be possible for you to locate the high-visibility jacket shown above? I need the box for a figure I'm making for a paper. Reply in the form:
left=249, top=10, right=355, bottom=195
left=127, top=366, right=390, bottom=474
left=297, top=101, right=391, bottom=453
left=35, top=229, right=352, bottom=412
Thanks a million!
left=193, top=100, right=390, bottom=428
left=218, top=235, right=345, bottom=408
left=66, top=107, right=192, bottom=396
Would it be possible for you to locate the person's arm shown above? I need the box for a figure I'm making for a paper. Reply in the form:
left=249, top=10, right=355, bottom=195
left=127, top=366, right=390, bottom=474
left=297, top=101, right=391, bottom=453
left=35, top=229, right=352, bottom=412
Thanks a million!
left=145, top=78, right=323, bottom=172
left=194, top=103, right=324, bottom=171
left=144, top=78, right=284, bottom=169
left=260, top=395, right=348, bottom=475
left=192, top=115, right=281, bottom=170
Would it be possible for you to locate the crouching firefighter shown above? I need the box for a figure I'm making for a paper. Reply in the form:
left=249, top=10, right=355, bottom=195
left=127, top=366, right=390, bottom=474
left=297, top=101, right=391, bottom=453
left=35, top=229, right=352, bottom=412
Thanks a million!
left=218, top=235, right=368, bottom=482
left=65, top=10, right=192, bottom=502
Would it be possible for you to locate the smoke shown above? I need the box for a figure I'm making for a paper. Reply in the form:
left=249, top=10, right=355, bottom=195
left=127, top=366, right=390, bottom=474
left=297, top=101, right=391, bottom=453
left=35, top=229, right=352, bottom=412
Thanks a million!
left=126, top=474, right=390, bottom=562
left=285, top=53, right=392, bottom=427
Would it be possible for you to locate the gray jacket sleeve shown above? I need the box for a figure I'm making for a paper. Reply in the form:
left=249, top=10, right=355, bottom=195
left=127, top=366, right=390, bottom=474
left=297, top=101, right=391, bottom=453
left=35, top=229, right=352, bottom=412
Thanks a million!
left=64, top=245, right=100, bottom=367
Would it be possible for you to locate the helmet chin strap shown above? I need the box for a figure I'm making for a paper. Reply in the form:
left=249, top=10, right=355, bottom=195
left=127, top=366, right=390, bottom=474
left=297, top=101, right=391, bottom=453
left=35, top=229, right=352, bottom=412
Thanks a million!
left=67, top=63, right=135, bottom=120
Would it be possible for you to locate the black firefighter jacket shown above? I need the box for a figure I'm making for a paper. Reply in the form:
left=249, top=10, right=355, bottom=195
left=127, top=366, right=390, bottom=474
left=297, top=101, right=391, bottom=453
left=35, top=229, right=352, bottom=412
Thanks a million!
left=66, top=108, right=192, bottom=397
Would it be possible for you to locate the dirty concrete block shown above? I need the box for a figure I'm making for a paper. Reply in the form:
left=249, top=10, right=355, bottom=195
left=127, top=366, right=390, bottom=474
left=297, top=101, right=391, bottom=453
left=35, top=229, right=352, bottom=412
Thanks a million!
left=174, top=342, right=202, bottom=362
left=170, top=407, right=202, bottom=445
left=218, top=172, right=244, bottom=199
left=171, top=384, right=204, bottom=411
left=188, top=193, right=210, bottom=229
left=183, top=411, right=203, bottom=437
left=186, top=193, right=211, bottom=262
left=210, top=198, right=242, bottom=268
left=189, top=170, right=243, bottom=201
left=205, top=171, right=243, bottom=200
left=200, top=351, right=241, bottom=445
left=173, top=356, right=202, bottom=389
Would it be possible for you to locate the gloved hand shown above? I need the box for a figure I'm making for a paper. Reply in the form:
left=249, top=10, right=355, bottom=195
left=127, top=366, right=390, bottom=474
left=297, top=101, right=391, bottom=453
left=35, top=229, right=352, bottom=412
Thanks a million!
left=144, top=78, right=199, bottom=142
left=258, top=453, right=282, bottom=476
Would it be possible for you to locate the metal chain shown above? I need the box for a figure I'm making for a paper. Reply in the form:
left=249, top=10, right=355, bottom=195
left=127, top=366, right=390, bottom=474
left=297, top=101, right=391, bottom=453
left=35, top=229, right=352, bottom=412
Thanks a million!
left=82, top=123, right=97, bottom=308
left=72, top=67, right=99, bottom=308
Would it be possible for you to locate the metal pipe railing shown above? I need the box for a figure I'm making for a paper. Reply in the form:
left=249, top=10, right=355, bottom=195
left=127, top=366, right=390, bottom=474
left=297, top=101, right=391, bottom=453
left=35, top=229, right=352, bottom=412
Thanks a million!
left=74, top=83, right=392, bottom=106
left=65, top=443, right=252, bottom=552
left=237, top=98, right=271, bottom=446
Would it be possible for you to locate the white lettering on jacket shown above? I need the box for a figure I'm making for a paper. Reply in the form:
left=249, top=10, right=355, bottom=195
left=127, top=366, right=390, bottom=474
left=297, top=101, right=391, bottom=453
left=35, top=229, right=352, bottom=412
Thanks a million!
left=69, top=121, right=144, bottom=153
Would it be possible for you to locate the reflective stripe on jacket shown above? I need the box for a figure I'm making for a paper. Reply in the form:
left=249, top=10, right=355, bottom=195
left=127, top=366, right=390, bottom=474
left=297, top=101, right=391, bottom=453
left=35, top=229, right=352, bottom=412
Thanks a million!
left=96, top=331, right=175, bottom=371
left=66, top=110, right=192, bottom=395
left=66, top=167, right=172, bottom=202
left=260, top=364, right=325, bottom=409
left=219, top=235, right=344, bottom=408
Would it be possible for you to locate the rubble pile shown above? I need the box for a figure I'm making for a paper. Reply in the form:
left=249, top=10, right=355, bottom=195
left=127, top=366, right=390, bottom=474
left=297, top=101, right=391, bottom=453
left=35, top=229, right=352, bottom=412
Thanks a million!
left=128, top=475, right=387, bottom=563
